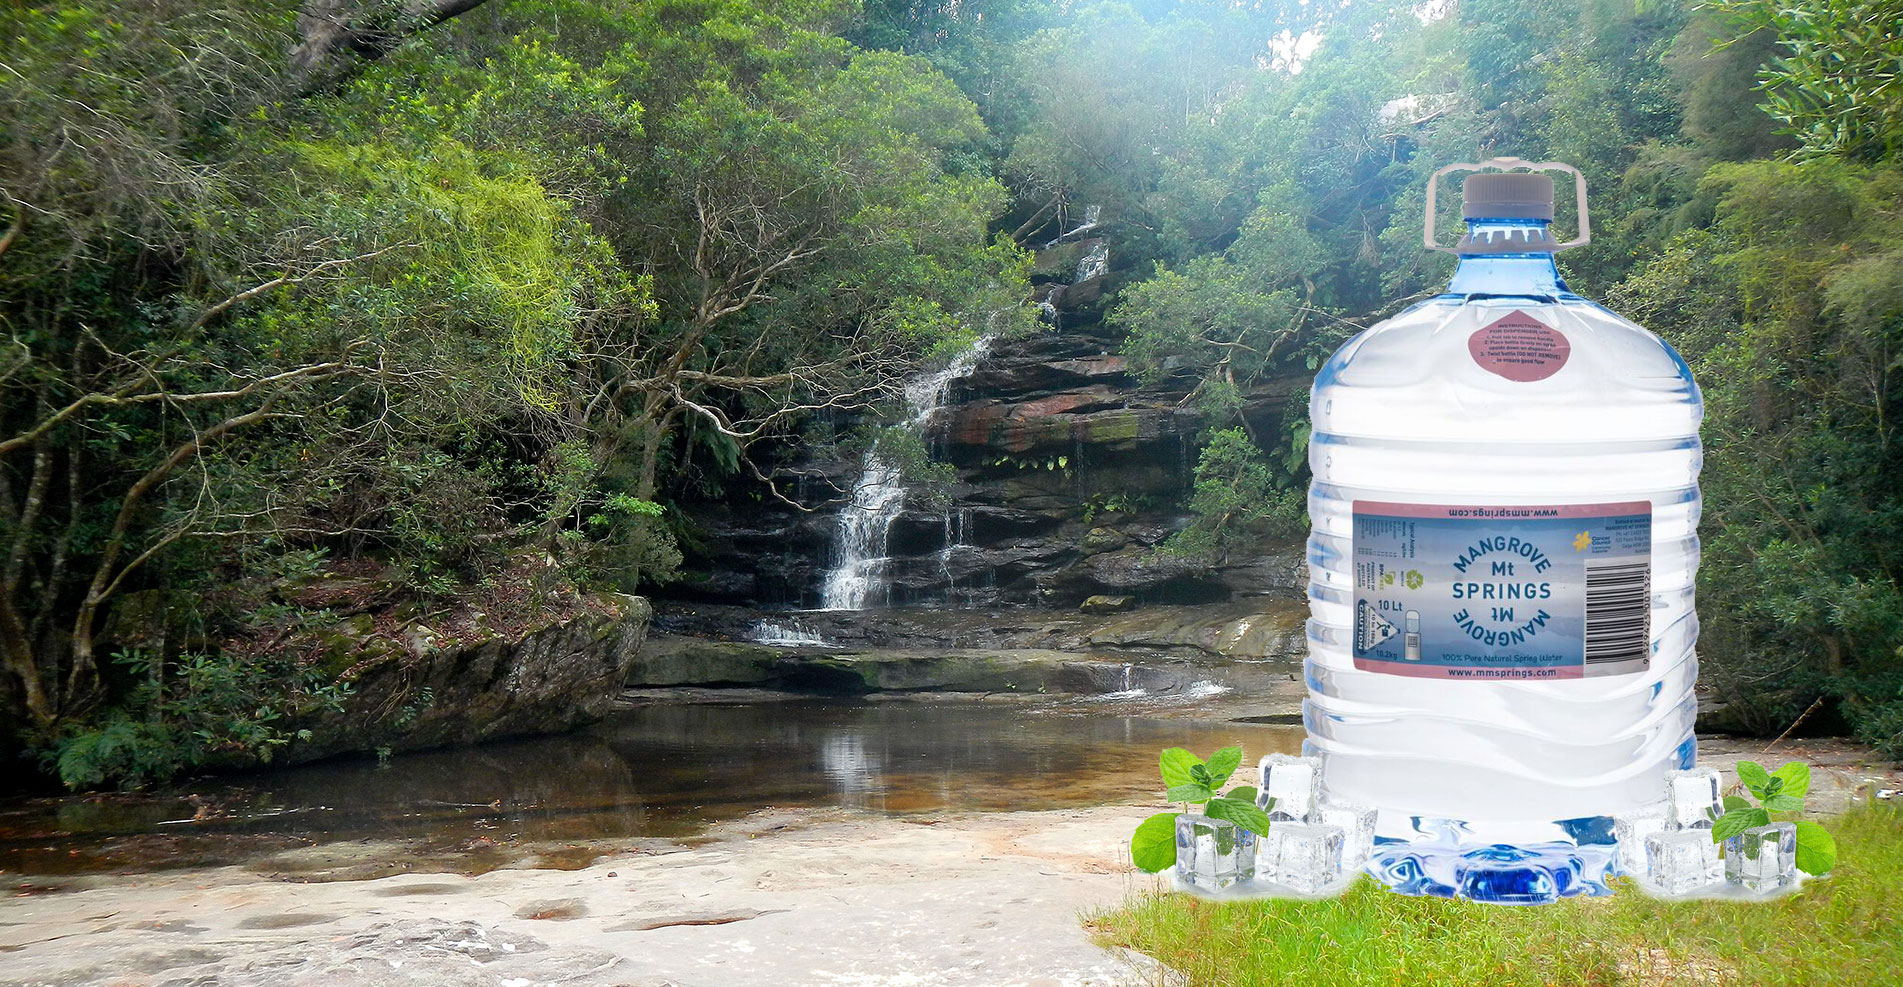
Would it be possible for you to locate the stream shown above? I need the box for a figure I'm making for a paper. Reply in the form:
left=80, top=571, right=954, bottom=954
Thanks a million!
left=0, top=694, right=1302, bottom=885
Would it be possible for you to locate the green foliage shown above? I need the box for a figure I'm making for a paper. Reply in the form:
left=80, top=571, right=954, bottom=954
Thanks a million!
left=1699, top=0, right=1903, bottom=161
left=1164, top=428, right=1304, bottom=559
left=47, top=650, right=350, bottom=790
left=1133, top=745, right=1272, bottom=873
left=1712, top=759, right=1837, bottom=875
left=1130, top=811, right=1181, bottom=873
left=1609, top=158, right=1903, bottom=751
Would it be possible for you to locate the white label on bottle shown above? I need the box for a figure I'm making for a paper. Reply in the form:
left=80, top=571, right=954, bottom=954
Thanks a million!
left=1351, top=501, right=1651, bottom=679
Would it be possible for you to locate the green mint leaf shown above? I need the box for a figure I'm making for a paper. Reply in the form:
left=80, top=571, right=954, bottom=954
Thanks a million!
left=1190, top=764, right=1214, bottom=788
left=1159, top=748, right=1201, bottom=789
left=1762, top=793, right=1805, bottom=813
left=1763, top=776, right=1785, bottom=798
left=1712, top=807, right=1761, bottom=843
left=1793, top=820, right=1837, bottom=876
left=1166, top=783, right=1214, bottom=804
left=1736, top=760, right=1773, bottom=798
left=1205, top=796, right=1274, bottom=837
left=1723, top=794, right=1753, bottom=812
left=1225, top=785, right=1260, bottom=806
left=1772, top=762, right=1812, bottom=799
left=1204, top=747, right=1243, bottom=790
left=1130, top=812, right=1181, bottom=873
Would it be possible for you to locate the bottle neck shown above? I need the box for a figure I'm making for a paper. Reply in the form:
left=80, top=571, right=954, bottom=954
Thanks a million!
left=1445, top=219, right=1566, bottom=298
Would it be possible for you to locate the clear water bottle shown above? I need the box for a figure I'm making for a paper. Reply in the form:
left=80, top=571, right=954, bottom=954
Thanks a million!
left=1303, top=159, right=1702, bottom=903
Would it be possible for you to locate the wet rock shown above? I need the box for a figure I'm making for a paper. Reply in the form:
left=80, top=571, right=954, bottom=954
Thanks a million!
left=626, top=637, right=783, bottom=687
left=1080, top=527, right=1128, bottom=554
left=654, top=242, right=1314, bottom=611
left=1079, top=595, right=1135, bottom=615
left=285, top=596, right=652, bottom=764
left=649, top=601, right=1309, bottom=664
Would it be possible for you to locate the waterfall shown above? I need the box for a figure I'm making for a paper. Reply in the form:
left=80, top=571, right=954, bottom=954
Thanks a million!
left=748, top=618, right=828, bottom=647
left=1074, top=241, right=1109, bottom=282
left=819, top=337, right=993, bottom=610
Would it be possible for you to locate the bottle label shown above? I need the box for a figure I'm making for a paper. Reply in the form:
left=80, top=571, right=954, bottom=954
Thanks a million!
left=1350, top=501, right=1651, bottom=679
left=1469, top=310, right=1569, bottom=381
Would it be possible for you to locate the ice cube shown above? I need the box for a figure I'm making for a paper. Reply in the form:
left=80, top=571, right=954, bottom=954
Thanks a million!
left=1643, top=830, right=1723, bottom=895
left=1318, top=797, right=1377, bottom=868
left=1174, top=813, right=1256, bottom=892
left=1664, top=766, right=1722, bottom=831
left=1258, top=822, right=1345, bottom=894
left=1257, top=753, right=1321, bottom=824
left=1724, top=822, right=1797, bottom=894
left=1614, top=806, right=1669, bottom=876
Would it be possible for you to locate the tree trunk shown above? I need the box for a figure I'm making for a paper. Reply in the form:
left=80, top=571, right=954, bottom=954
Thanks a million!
left=290, top=0, right=495, bottom=94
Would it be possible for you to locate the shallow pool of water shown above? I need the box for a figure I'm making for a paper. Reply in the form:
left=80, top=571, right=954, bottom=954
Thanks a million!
left=0, top=697, right=1300, bottom=880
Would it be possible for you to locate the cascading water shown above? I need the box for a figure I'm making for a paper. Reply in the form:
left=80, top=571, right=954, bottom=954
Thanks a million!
left=819, top=338, right=994, bottom=610
left=748, top=618, right=829, bottom=647
left=1074, top=241, right=1109, bottom=282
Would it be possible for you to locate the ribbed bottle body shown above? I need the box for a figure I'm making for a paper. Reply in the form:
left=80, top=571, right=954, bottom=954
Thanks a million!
left=1305, top=292, right=1702, bottom=851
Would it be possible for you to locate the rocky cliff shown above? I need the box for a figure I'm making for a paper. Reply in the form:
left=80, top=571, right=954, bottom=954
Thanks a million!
left=283, top=593, right=653, bottom=764
left=666, top=212, right=1310, bottom=612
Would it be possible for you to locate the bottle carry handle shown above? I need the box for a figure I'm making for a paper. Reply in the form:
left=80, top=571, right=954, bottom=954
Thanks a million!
left=1424, top=157, right=1590, bottom=254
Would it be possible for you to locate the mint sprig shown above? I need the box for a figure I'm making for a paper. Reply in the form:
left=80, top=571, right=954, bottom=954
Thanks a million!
left=1710, top=759, right=1836, bottom=877
left=1130, top=745, right=1276, bottom=873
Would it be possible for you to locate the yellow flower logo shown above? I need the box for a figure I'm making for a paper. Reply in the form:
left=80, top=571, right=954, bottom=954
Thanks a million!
left=1573, top=530, right=1592, bottom=551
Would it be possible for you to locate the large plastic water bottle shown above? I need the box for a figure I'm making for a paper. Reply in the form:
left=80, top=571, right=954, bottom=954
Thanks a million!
left=1303, top=159, right=1702, bottom=902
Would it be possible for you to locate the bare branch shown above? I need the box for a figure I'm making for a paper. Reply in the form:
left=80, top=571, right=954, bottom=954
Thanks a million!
left=0, top=352, right=365, bottom=460
left=0, top=205, right=23, bottom=263
left=185, top=244, right=411, bottom=332
left=290, top=0, right=494, bottom=94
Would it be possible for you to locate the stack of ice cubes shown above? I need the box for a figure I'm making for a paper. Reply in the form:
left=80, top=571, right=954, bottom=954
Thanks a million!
left=1252, top=753, right=1376, bottom=895
left=1615, top=765, right=1799, bottom=897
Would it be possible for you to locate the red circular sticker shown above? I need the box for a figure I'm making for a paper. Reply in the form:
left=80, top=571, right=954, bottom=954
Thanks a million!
left=1469, top=311, right=1570, bottom=382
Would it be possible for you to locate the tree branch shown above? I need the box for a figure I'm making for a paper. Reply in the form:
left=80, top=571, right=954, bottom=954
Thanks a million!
left=290, top=0, right=494, bottom=95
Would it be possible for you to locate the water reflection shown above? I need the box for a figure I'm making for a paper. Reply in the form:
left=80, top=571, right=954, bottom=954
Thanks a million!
left=0, top=699, right=1299, bottom=877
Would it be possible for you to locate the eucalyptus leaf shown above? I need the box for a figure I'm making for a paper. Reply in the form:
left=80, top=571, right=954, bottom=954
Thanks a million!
left=1762, top=793, right=1805, bottom=813
left=1205, top=796, right=1273, bottom=837
left=1736, top=760, right=1773, bottom=797
left=1159, top=748, right=1201, bottom=789
left=1204, top=746, right=1243, bottom=789
left=1773, top=761, right=1812, bottom=799
left=1166, top=783, right=1214, bottom=804
left=1794, top=819, right=1837, bottom=876
left=1130, top=812, right=1181, bottom=873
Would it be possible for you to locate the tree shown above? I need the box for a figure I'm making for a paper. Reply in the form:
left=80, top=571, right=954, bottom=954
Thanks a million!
left=1698, top=0, right=1903, bottom=161
left=1, top=3, right=646, bottom=733
left=1, top=0, right=1028, bottom=749
left=1609, top=159, right=1903, bottom=749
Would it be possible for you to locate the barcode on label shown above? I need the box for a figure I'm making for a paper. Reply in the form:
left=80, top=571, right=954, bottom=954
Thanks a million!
left=1584, top=560, right=1650, bottom=666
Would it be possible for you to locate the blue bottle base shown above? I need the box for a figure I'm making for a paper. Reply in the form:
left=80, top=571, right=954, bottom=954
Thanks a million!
left=1368, top=819, right=1621, bottom=904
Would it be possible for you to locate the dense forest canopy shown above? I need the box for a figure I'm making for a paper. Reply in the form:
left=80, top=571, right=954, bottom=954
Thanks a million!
left=2, top=0, right=1899, bottom=786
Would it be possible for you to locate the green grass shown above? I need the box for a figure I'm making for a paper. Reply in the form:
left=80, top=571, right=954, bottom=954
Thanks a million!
left=1088, top=802, right=1903, bottom=986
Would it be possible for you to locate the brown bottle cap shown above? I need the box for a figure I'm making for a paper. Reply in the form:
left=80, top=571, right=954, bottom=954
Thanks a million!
left=1462, top=172, right=1554, bottom=220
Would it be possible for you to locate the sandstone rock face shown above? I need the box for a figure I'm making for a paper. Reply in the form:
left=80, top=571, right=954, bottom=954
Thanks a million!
left=664, top=212, right=1309, bottom=611
left=672, top=323, right=1309, bottom=610
left=286, top=596, right=652, bottom=764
